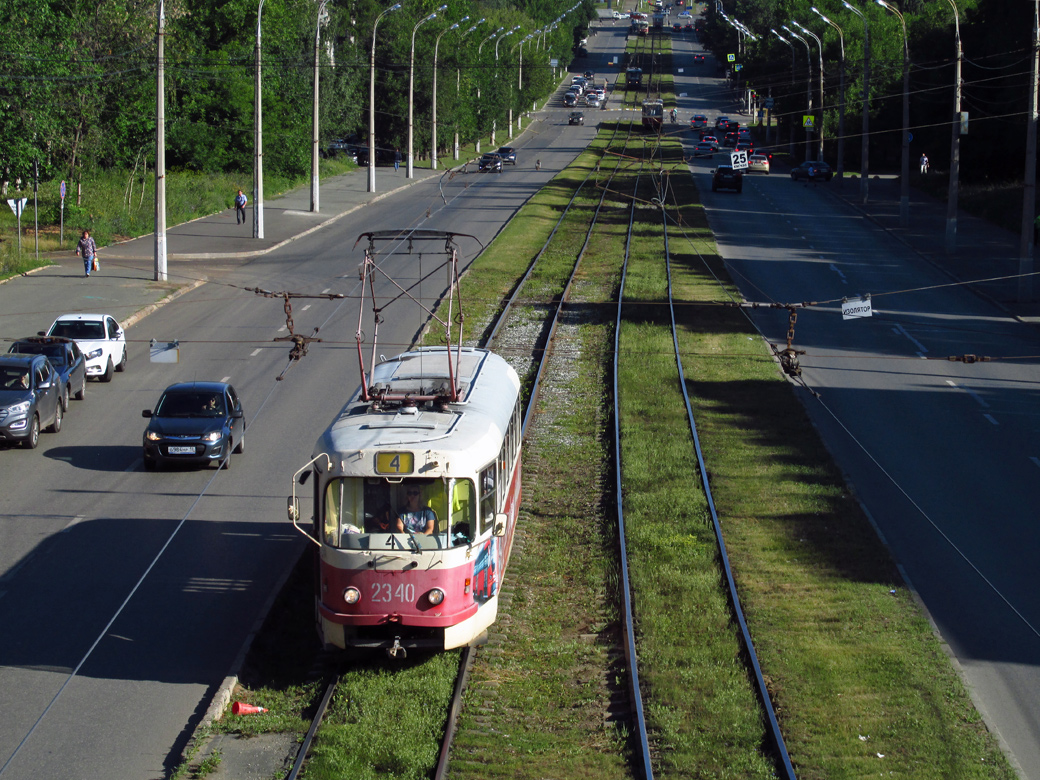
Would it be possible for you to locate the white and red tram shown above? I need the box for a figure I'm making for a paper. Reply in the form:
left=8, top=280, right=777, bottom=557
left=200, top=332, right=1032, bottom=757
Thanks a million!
left=289, top=346, right=522, bottom=654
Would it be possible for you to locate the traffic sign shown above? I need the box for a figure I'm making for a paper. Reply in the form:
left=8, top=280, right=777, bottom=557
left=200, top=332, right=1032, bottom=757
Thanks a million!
left=60, top=180, right=66, bottom=199
left=730, top=150, right=749, bottom=170
left=841, top=296, right=873, bottom=320
left=803, top=115, right=815, bottom=129
left=6, top=198, right=26, bottom=217
left=764, top=98, right=774, bottom=109
left=727, top=53, right=735, bottom=62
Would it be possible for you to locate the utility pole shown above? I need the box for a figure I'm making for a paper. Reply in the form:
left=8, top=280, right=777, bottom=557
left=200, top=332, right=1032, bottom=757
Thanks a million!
left=155, top=0, right=167, bottom=281
left=1019, top=0, right=1039, bottom=301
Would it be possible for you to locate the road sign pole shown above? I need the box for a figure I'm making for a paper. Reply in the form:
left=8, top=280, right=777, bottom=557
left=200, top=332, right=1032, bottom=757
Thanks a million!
left=60, top=181, right=66, bottom=247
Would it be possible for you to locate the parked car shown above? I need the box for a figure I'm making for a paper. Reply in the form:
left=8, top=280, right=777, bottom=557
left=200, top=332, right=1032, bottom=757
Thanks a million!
left=747, top=154, right=771, bottom=174
left=42, top=313, right=126, bottom=382
left=791, top=160, right=834, bottom=182
left=568, top=111, right=585, bottom=125
left=693, top=142, right=716, bottom=158
left=142, top=381, right=245, bottom=470
left=0, top=353, right=63, bottom=449
left=8, top=335, right=86, bottom=410
left=496, top=146, right=517, bottom=165
left=711, top=165, right=743, bottom=193
left=478, top=153, right=503, bottom=172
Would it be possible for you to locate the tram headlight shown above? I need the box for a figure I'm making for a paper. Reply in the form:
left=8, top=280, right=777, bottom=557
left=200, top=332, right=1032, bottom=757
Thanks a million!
left=427, top=588, right=445, bottom=606
left=343, top=586, right=361, bottom=605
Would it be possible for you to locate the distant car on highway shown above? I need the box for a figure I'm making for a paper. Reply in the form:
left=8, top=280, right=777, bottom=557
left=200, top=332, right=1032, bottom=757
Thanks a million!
left=747, top=154, right=771, bottom=174
left=711, top=165, right=743, bottom=193
left=42, top=313, right=126, bottom=383
left=693, top=142, right=716, bottom=158
left=478, top=153, right=503, bottom=172
left=690, top=115, right=708, bottom=130
left=694, top=53, right=705, bottom=62
left=0, top=353, right=63, bottom=449
left=791, top=160, right=834, bottom=182
left=569, top=111, right=585, bottom=125
left=496, top=146, right=517, bottom=165
left=8, top=336, right=86, bottom=410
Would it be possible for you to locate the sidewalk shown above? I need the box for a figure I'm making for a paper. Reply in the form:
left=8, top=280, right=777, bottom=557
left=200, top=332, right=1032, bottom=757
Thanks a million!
left=103, top=165, right=442, bottom=262
left=820, top=173, right=1040, bottom=325
left=0, top=165, right=442, bottom=335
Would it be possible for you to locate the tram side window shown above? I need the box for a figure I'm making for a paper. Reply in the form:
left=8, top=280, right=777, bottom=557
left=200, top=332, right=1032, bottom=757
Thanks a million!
left=479, top=464, right=496, bottom=536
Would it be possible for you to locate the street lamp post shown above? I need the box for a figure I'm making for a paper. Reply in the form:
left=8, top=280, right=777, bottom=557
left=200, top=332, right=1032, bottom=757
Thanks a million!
left=254, top=0, right=266, bottom=239
left=843, top=0, right=870, bottom=203
left=772, top=29, right=797, bottom=157
left=793, top=20, right=824, bottom=161
left=494, top=28, right=518, bottom=146
left=942, top=0, right=962, bottom=252
left=783, top=25, right=813, bottom=162
left=155, top=0, right=167, bottom=281
left=369, top=3, right=401, bottom=193
left=310, top=0, right=330, bottom=212
left=407, top=7, right=445, bottom=179
left=812, top=7, right=846, bottom=184
left=877, top=0, right=909, bottom=226
left=432, top=16, right=467, bottom=171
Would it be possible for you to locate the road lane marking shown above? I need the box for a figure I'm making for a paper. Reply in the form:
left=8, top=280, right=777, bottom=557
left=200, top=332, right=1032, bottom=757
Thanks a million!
left=250, top=348, right=262, bottom=357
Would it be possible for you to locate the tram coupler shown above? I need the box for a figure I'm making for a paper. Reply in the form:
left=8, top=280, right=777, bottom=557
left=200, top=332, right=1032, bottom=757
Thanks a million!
left=386, top=637, right=408, bottom=660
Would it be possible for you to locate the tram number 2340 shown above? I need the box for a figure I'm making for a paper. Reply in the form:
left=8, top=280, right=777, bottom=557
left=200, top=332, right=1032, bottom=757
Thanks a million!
left=371, top=582, right=416, bottom=603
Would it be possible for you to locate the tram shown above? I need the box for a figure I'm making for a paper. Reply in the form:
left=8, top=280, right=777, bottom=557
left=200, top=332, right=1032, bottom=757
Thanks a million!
left=287, top=231, right=523, bottom=655
left=642, top=99, right=664, bottom=132
left=626, top=67, right=643, bottom=89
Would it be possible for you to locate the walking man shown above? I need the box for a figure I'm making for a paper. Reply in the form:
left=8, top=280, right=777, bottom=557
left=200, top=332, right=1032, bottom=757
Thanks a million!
left=234, top=189, right=248, bottom=224
left=394, top=148, right=402, bottom=172
left=919, top=153, right=929, bottom=175
left=75, top=229, right=98, bottom=278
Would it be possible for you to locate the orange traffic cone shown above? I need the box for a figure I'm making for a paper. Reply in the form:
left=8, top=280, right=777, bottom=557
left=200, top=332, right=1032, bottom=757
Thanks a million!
left=231, top=701, right=268, bottom=715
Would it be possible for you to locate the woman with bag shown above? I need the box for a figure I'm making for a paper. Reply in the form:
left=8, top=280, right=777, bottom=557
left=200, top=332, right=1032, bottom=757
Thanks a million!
left=76, top=230, right=98, bottom=278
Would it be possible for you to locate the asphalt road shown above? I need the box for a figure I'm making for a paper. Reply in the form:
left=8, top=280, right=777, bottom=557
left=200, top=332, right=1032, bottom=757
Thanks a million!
left=672, top=26, right=1040, bottom=780
left=0, top=88, right=600, bottom=780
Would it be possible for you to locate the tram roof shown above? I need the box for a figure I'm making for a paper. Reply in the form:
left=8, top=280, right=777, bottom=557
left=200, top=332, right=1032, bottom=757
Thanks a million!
left=314, top=347, right=521, bottom=475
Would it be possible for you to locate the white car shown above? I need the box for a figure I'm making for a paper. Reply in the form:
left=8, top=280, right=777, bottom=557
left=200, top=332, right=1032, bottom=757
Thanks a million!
left=43, top=313, right=127, bottom=382
left=678, top=10, right=692, bottom=17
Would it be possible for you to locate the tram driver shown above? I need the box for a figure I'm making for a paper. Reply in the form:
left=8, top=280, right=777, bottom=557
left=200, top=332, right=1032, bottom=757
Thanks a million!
left=396, top=484, right=437, bottom=535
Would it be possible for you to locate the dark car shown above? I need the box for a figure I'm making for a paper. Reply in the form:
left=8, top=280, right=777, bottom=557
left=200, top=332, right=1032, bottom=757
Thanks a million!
left=722, top=132, right=738, bottom=148
left=735, top=141, right=754, bottom=154
left=714, top=116, right=731, bottom=130
left=478, top=153, right=503, bottom=172
left=673, top=23, right=682, bottom=31
left=711, top=165, right=743, bottom=193
left=8, top=336, right=86, bottom=411
left=693, top=53, right=705, bottom=62
left=496, top=146, right=517, bottom=165
left=791, top=160, right=834, bottom=182
left=142, top=381, right=245, bottom=470
left=563, top=91, right=578, bottom=107
left=0, top=353, right=63, bottom=449
left=569, top=111, right=585, bottom=125
left=693, top=142, right=716, bottom=158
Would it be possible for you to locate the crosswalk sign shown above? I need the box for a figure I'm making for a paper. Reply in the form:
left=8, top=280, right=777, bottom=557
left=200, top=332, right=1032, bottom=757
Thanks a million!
left=803, top=115, right=815, bottom=129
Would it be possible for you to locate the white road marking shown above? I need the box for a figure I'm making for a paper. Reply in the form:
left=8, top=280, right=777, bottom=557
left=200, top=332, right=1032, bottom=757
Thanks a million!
left=250, top=348, right=262, bottom=357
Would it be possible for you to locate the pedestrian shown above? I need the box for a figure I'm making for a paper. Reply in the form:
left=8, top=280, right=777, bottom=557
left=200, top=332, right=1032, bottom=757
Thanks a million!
left=75, top=229, right=98, bottom=278
left=919, top=153, right=929, bottom=175
left=234, top=189, right=248, bottom=224
left=394, top=148, right=402, bottom=172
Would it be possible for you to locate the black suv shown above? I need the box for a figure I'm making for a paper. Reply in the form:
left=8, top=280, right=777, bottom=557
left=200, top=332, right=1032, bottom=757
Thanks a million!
left=711, top=165, right=743, bottom=193
left=9, top=335, right=86, bottom=410
left=569, top=112, right=585, bottom=125
left=0, top=353, right=63, bottom=449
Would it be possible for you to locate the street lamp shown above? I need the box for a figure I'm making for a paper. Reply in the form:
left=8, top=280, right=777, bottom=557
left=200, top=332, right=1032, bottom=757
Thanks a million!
left=408, top=6, right=446, bottom=179
left=793, top=20, right=824, bottom=161
left=155, top=0, right=167, bottom=281
left=942, top=0, right=962, bottom=252
left=368, top=3, right=401, bottom=193
left=876, top=0, right=909, bottom=226
left=310, top=0, right=330, bottom=212
left=493, top=27, right=518, bottom=146
left=475, top=28, right=504, bottom=153
left=812, top=7, right=846, bottom=184
left=782, top=25, right=813, bottom=162
left=771, top=29, right=798, bottom=157
left=432, top=16, right=468, bottom=171
left=254, top=0, right=267, bottom=238
left=842, top=0, right=870, bottom=203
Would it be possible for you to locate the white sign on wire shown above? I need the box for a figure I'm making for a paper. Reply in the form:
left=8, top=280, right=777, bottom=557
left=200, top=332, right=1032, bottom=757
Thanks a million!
left=841, top=296, right=873, bottom=320
left=730, top=150, right=748, bottom=170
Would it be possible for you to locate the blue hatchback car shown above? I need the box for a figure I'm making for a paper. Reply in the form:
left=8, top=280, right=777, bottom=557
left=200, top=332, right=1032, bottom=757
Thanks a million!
left=142, top=381, right=245, bottom=470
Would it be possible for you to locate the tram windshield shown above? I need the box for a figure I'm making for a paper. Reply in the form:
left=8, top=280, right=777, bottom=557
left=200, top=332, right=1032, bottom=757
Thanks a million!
left=323, top=477, right=475, bottom=550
